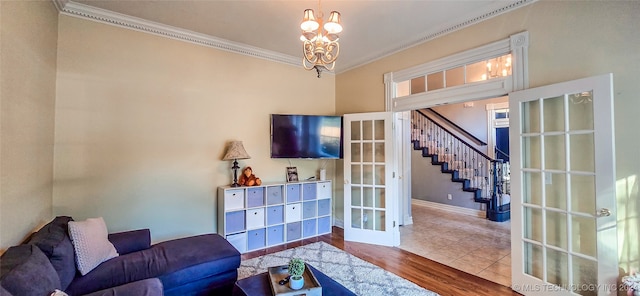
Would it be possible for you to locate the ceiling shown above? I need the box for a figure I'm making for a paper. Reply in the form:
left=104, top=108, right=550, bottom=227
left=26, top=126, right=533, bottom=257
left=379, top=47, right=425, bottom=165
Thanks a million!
left=60, top=0, right=529, bottom=74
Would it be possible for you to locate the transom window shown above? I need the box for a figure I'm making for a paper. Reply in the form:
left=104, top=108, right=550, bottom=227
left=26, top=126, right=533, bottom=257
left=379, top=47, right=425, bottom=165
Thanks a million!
left=396, top=53, right=512, bottom=97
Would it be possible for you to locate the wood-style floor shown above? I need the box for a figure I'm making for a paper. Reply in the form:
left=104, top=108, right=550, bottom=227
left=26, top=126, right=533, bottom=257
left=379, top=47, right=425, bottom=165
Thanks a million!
left=242, top=227, right=522, bottom=296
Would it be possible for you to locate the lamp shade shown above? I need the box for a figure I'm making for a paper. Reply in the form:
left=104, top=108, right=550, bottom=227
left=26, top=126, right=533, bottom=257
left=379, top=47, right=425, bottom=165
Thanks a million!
left=223, top=141, right=251, bottom=160
left=301, top=9, right=319, bottom=32
left=324, top=11, right=342, bottom=34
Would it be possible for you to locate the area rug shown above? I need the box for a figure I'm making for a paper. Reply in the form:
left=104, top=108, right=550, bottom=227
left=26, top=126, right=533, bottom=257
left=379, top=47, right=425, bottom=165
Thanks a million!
left=238, top=242, right=439, bottom=296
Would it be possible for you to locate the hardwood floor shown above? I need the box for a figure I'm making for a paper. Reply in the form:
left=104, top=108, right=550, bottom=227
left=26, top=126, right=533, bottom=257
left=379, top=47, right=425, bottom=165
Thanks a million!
left=242, top=227, right=522, bottom=296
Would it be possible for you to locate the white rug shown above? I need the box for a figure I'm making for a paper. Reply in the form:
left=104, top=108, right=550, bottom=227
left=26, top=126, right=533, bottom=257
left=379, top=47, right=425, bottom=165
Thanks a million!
left=238, top=242, right=439, bottom=296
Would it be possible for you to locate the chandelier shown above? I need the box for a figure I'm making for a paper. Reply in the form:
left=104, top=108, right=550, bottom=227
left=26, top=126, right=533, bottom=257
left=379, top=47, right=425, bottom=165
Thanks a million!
left=300, top=0, right=342, bottom=78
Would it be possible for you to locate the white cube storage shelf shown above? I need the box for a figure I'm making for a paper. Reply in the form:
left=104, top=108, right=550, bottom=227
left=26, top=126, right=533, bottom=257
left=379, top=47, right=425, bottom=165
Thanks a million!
left=217, top=180, right=332, bottom=253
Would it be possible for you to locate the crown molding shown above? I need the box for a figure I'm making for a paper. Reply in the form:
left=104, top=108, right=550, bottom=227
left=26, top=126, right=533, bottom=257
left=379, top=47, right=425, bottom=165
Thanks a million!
left=52, top=0, right=535, bottom=75
left=54, top=0, right=302, bottom=68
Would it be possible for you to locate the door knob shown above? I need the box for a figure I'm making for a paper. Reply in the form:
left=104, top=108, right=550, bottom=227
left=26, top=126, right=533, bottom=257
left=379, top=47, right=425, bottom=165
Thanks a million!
left=597, top=208, right=611, bottom=217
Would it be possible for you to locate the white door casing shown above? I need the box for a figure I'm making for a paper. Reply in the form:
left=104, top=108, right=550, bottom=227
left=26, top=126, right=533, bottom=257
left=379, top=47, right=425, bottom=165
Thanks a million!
left=509, top=74, right=618, bottom=296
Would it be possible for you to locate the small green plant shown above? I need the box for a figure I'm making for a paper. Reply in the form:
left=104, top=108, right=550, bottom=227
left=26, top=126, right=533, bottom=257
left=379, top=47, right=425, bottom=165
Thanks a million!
left=288, top=258, right=305, bottom=278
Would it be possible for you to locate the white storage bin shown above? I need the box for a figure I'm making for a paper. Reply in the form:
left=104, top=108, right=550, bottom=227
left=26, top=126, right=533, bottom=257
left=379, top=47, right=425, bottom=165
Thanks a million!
left=226, top=232, right=247, bottom=253
left=246, top=208, right=265, bottom=229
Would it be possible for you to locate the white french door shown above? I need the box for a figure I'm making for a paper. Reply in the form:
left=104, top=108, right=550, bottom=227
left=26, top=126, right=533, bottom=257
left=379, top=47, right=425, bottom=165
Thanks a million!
left=343, top=112, right=400, bottom=246
left=510, top=74, right=618, bottom=296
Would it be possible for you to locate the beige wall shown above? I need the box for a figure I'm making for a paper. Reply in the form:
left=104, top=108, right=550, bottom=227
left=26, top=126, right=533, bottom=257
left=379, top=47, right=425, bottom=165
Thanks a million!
left=336, top=0, right=639, bottom=274
left=54, top=15, right=335, bottom=243
left=0, top=0, right=59, bottom=250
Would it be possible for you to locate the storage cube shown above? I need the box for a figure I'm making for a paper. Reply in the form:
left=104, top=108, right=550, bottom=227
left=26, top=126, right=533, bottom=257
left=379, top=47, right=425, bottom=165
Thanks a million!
left=224, top=189, right=245, bottom=210
left=266, top=205, right=284, bottom=225
left=286, top=222, right=301, bottom=242
left=303, top=219, right=316, bottom=238
left=226, top=232, right=247, bottom=253
left=247, top=229, right=266, bottom=251
left=317, top=181, right=332, bottom=199
left=285, top=203, right=302, bottom=223
left=317, top=199, right=331, bottom=216
left=246, top=208, right=265, bottom=229
left=246, top=187, right=264, bottom=208
left=303, top=201, right=316, bottom=219
left=225, top=210, right=245, bottom=233
left=302, top=183, right=317, bottom=200
left=318, top=216, right=331, bottom=234
left=267, top=225, right=284, bottom=246
left=266, top=186, right=284, bottom=205
left=286, top=184, right=301, bottom=203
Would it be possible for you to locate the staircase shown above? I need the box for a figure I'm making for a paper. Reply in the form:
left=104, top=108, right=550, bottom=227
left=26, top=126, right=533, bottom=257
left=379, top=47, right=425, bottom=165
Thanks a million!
left=411, top=110, right=510, bottom=222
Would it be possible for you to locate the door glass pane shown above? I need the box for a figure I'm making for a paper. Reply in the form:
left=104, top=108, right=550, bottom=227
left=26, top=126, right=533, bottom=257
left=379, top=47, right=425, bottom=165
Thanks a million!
left=546, top=211, right=568, bottom=249
left=375, top=165, right=385, bottom=185
left=445, top=66, right=464, bottom=87
left=523, top=206, right=543, bottom=242
left=572, top=256, right=598, bottom=296
left=363, top=187, right=373, bottom=207
left=351, top=187, right=362, bottom=207
left=427, top=72, right=444, bottom=91
left=568, top=91, right=594, bottom=131
left=375, top=143, right=385, bottom=162
left=363, top=209, right=373, bottom=230
left=363, top=143, right=373, bottom=162
left=544, top=135, right=566, bottom=171
left=523, top=172, right=542, bottom=205
left=524, top=242, right=544, bottom=280
left=375, top=210, right=386, bottom=231
left=546, top=173, right=567, bottom=210
left=543, top=96, right=565, bottom=132
left=546, top=248, right=569, bottom=287
left=351, top=208, right=361, bottom=229
left=351, top=143, right=361, bottom=162
left=363, top=120, right=373, bottom=141
left=570, top=175, right=596, bottom=214
left=351, top=165, right=361, bottom=184
left=411, top=76, right=426, bottom=94
left=351, top=121, right=361, bottom=140
left=570, top=133, right=595, bottom=172
left=375, top=188, right=385, bottom=208
left=522, top=136, right=541, bottom=169
left=374, top=120, right=385, bottom=140
left=363, top=165, right=373, bottom=184
left=572, top=215, right=597, bottom=257
left=522, top=100, right=541, bottom=133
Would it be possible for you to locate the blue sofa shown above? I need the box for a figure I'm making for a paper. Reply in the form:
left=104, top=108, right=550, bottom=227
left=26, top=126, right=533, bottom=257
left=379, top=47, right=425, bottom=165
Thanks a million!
left=0, top=216, right=241, bottom=296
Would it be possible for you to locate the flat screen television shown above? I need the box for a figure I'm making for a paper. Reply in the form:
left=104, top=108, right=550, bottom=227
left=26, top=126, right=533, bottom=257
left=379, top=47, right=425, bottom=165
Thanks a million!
left=270, top=114, right=343, bottom=159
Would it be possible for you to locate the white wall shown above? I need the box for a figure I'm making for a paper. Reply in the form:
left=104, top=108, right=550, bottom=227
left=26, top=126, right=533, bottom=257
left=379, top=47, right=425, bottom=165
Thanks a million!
left=54, top=15, right=336, bottom=243
left=0, top=0, right=58, bottom=250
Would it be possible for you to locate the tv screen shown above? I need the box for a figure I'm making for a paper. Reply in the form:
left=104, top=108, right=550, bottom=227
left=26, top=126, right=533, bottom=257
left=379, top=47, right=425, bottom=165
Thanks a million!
left=270, top=114, right=343, bottom=159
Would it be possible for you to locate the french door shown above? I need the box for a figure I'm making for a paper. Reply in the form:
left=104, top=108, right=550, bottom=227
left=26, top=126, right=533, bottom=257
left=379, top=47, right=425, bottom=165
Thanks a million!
left=510, top=74, right=618, bottom=296
left=343, top=112, right=400, bottom=246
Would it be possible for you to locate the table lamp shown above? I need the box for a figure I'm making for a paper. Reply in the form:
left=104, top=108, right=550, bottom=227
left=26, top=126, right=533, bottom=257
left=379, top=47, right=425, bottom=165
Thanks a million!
left=222, top=141, right=251, bottom=187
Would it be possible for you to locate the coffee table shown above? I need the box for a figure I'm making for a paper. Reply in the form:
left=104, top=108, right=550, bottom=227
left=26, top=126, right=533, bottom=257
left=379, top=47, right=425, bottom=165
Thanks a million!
left=232, top=264, right=356, bottom=296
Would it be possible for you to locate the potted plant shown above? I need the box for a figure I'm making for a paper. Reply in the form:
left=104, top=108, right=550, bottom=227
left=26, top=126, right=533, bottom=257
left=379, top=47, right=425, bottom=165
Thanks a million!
left=288, top=258, right=305, bottom=290
left=623, top=272, right=640, bottom=296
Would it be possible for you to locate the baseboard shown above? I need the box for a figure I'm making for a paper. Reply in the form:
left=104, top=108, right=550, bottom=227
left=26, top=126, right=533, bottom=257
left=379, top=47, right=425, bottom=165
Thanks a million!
left=333, top=217, right=344, bottom=229
left=411, top=199, right=485, bottom=218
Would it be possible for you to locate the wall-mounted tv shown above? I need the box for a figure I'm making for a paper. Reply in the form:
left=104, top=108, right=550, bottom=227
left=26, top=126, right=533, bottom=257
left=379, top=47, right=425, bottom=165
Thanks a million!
left=270, top=114, right=343, bottom=159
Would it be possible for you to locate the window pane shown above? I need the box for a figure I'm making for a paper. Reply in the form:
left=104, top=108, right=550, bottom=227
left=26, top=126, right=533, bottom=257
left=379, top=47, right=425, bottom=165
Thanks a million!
left=411, top=76, right=426, bottom=94
left=427, top=72, right=444, bottom=91
left=467, top=60, right=486, bottom=83
left=396, top=80, right=411, bottom=97
left=445, top=66, right=464, bottom=87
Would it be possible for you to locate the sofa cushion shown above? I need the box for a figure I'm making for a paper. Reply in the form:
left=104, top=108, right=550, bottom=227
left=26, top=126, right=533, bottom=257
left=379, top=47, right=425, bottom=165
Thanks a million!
left=0, top=244, right=61, bottom=295
left=68, top=217, right=119, bottom=275
left=65, top=234, right=240, bottom=295
left=82, top=278, right=163, bottom=296
left=27, top=216, right=77, bottom=290
left=107, top=229, right=151, bottom=255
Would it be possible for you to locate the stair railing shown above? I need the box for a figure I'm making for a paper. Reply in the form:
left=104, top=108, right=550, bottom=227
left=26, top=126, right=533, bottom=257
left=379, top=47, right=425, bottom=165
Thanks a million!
left=411, top=110, right=509, bottom=212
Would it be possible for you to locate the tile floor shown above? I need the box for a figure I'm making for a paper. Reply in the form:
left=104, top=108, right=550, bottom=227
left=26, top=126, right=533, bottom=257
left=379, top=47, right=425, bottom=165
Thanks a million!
left=399, top=201, right=512, bottom=287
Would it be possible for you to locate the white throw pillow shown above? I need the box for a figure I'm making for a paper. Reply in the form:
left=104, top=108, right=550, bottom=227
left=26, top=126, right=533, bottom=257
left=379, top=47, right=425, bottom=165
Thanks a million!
left=68, top=217, right=119, bottom=275
left=50, top=289, right=69, bottom=296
